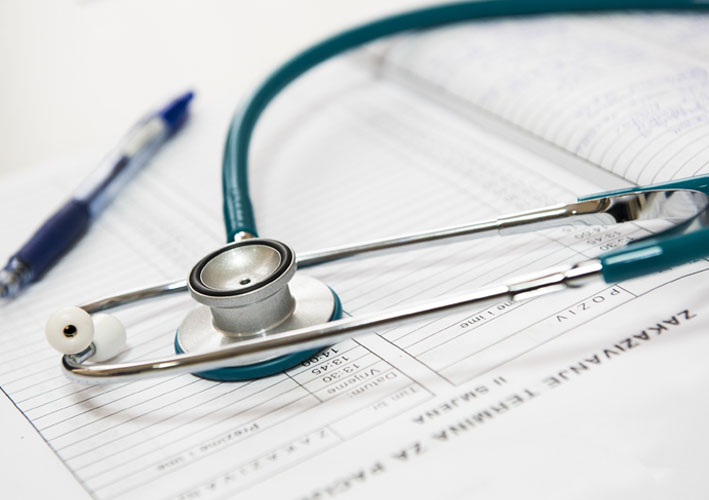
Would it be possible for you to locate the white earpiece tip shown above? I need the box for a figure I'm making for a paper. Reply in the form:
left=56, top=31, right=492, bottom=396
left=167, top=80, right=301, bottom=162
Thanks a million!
left=91, top=313, right=127, bottom=362
left=45, top=306, right=94, bottom=355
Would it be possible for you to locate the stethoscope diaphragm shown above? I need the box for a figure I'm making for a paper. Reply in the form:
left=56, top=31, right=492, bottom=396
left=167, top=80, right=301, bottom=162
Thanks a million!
left=175, top=238, right=342, bottom=380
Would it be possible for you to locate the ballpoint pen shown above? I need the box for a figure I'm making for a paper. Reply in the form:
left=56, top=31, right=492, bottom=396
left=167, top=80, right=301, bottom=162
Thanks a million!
left=0, top=91, right=194, bottom=300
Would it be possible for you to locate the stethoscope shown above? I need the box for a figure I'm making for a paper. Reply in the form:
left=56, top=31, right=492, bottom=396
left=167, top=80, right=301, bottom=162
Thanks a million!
left=45, top=0, right=709, bottom=383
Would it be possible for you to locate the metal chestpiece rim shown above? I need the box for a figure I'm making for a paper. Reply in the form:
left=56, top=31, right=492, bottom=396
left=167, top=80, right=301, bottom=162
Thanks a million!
left=188, top=239, right=297, bottom=335
left=175, top=238, right=339, bottom=378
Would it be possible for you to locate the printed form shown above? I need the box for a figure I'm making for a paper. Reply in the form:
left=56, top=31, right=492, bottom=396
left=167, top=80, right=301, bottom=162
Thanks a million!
left=1, top=13, right=709, bottom=500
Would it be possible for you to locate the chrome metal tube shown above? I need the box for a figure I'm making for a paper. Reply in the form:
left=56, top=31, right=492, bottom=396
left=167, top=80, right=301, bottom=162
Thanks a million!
left=81, top=280, right=187, bottom=314
left=297, top=199, right=608, bottom=266
left=297, top=187, right=709, bottom=266
left=64, top=259, right=602, bottom=383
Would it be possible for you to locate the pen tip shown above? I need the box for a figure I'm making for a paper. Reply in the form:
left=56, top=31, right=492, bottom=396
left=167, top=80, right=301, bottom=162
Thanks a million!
left=160, top=90, right=195, bottom=133
left=175, top=90, right=195, bottom=108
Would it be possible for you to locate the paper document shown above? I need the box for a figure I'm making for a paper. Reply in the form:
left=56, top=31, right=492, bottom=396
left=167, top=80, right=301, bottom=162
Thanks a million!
left=1, top=12, right=708, bottom=499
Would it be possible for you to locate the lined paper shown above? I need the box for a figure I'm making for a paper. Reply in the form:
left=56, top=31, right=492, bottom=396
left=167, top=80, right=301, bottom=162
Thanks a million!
left=382, top=12, right=709, bottom=186
left=1, top=13, right=708, bottom=500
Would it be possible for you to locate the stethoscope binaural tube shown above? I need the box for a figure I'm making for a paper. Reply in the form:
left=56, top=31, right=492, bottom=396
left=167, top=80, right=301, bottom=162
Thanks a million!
left=46, top=0, right=709, bottom=383
left=52, top=179, right=709, bottom=383
left=62, top=259, right=604, bottom=383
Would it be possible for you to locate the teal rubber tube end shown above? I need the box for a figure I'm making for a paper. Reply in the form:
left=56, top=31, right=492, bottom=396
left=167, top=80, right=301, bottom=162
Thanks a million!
left=600, top=226, right=709, bottom=283
left=581, top=175, right=709, bottom=283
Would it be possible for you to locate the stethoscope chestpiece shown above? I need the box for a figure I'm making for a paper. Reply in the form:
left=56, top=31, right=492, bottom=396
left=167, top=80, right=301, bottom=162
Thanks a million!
left=189, top=239, right=297, bottom=334
left=176, top=238, right=341, bottom=381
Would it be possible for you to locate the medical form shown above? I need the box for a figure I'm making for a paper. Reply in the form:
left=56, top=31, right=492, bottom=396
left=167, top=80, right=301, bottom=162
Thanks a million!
left=1, top=12, right=708, bottom=499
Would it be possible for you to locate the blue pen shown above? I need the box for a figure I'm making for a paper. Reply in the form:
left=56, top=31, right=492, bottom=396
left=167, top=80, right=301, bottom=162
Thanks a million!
left=0, top=91, right=194, bottom=299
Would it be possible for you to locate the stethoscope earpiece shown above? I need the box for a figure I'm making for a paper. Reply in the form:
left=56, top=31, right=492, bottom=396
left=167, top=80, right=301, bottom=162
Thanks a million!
left=46, top=306, right=127, bottom=362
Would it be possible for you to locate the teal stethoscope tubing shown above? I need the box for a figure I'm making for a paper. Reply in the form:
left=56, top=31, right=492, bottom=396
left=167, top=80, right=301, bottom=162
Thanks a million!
left=222, top=0, right=709, bottom=275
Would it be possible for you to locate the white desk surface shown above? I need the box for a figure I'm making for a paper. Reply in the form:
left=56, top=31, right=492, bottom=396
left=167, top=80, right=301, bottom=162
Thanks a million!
left=0, top=0, right=423, bottom=179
